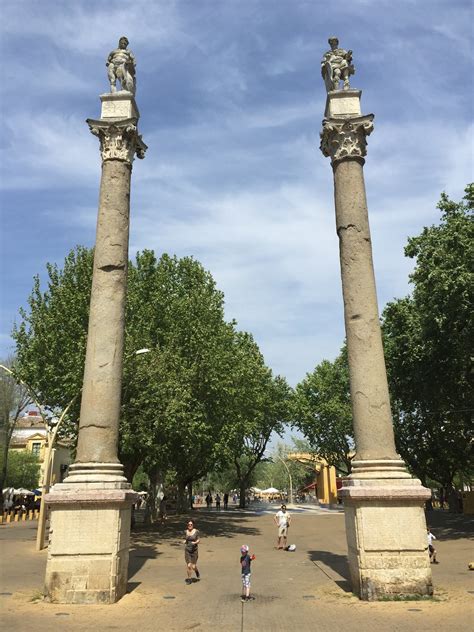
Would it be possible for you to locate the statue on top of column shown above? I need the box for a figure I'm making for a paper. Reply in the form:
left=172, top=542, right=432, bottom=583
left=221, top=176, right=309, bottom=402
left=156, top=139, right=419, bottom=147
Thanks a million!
left=106, top=36, right=136, bottom=95
left=321, top=36, right=354, bottom=92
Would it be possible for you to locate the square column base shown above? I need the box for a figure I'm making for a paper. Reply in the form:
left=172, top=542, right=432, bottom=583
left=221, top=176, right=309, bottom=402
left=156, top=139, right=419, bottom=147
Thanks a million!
left=44, top=487, right=137, bottom=604
left=341, top=473, right=433, bottom=600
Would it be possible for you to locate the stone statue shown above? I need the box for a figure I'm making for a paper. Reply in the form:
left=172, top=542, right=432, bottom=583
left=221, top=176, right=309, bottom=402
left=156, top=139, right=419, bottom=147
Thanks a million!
left=106, top=36, right=136, bottom=95
left=321, top=36, right=354, bottom=92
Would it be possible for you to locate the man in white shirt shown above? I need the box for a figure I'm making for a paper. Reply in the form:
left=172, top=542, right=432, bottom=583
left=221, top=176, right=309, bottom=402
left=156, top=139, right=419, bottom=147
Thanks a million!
left=274, top=504, right=291, bottom=550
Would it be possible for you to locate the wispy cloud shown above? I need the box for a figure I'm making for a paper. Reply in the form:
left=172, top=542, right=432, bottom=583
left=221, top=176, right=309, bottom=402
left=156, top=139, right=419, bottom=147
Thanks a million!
left=1, top=0, right=472, bottom=387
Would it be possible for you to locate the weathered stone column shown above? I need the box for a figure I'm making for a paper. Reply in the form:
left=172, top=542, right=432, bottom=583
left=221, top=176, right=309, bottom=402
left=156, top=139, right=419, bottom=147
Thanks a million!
left=44, top=40, right=147, bottom=603
left=319, top=39, right=432, bottom=600
left=68, top=108, right=146, bottom=484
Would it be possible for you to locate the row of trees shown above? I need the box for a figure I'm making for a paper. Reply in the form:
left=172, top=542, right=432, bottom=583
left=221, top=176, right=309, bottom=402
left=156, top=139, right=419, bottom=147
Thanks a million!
left=292, top=186, right=473, bottom=507
left=10, top=249, right=291, bottom=510
left=3, top=186, right=471, bottom=512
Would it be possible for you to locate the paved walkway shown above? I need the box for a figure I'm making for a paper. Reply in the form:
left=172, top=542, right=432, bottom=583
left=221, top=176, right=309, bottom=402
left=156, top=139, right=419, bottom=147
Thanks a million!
left=0, top=507, right=473, bottom=631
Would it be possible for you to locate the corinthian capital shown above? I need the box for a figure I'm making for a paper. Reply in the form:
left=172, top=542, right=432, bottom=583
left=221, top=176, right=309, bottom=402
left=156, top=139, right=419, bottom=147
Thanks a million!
left=320, top=114, right=374, bottom=165
left=87, top=118, right=147, bottom=165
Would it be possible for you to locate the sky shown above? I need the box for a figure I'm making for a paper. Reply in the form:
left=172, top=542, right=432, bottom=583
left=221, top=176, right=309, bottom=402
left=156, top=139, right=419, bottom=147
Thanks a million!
left=0, top=0, right=472, bottom=390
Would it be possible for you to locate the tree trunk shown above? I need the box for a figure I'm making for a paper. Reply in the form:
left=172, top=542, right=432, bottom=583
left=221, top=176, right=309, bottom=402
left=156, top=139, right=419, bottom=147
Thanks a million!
left=239, top=482, right=247, bottom=509
left=0, top=441, right=9, bottom=513
left=0, top=424, right=13, bottom=513
left=188, top=481, right=193, bottom=510
left=122, top=455, right=142, bottom=484
left=177, top=481, right=188, bottom=514
left=143, top=464, right=161, bottom=525
left=446, top=484, right=461, bottom=513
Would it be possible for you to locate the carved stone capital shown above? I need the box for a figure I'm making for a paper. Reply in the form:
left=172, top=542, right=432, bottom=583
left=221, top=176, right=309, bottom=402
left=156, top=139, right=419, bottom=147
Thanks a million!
left=320, top=114, right=374, bottom=165
left=87, top=117, right=147, bottom=165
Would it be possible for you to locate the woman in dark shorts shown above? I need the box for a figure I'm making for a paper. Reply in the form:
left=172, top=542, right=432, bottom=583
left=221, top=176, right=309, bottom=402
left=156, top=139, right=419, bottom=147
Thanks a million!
left=184, top=519, right=200, bottom=584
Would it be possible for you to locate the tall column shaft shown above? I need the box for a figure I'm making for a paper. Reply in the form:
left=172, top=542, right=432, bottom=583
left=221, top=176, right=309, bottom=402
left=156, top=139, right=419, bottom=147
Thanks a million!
left=320, top=89, right=432, bottom=601
left=44, top=90, right=147, bottom=604
left=76, top=159, right=131, bottom=464
left=333, top=159, right=398, bottom=461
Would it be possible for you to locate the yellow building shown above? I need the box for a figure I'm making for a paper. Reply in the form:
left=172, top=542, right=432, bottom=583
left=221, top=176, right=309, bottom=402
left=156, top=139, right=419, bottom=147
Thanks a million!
left=9, top=412, right=72, bottom=487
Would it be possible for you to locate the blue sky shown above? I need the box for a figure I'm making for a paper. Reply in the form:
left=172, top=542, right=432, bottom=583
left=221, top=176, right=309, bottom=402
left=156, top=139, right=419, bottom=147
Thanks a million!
left=1, top=0, right=472, bottom=388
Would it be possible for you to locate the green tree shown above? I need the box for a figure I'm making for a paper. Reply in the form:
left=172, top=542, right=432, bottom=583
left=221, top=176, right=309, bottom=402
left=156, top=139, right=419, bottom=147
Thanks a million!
left=382, top=185, right=473, bottom=507
left=13, top=247, right=93, bottom=431
left=293, top=348, right=354, bottom=474
left=220, top=332, right=292, bottom=508
left=121, top=251, right=239, bottom=510
left=13, top=248, right=263, bottom=512
left=2, top=450, right=40, bottom=490
left=0, top=359, right=32, bottom=510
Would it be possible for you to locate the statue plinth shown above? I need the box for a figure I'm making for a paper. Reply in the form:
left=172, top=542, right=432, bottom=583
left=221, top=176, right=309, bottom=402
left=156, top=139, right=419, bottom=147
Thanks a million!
left=100, top=91, right=139, bottom=120
left=324, top=89, right=361, bottom=118
left=44, top=78, right=145, bottom=604
left=320, top=85, right=433, bottom=600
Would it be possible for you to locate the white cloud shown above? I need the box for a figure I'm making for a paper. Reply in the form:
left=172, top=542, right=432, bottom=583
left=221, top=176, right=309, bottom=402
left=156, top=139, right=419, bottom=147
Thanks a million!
left=1, top=0, right=472, bottom=389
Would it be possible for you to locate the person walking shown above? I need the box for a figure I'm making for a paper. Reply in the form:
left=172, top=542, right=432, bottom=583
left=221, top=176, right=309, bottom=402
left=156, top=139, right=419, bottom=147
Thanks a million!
left=215, top=493, right=221, bottom=511
left=274, top=504, right=291, bottom=549
left=240, top=545, right=256, bottom=602
left=223, top=492, right=229, bottom=510
left=206, top=492, right=212, bottom=509
left=184, top=519, right=201, bottom=583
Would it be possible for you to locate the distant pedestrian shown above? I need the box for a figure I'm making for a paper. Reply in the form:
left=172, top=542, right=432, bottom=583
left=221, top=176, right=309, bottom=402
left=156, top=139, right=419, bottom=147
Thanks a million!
left=184, top=519, right=201, bottom=584
left=223, top=492, right=229, bottom=510
left=240, top=545, right=256, bottom=602
left=274, top=504, right=291, bottom=549
left=427, top=528, right=439, bottom=564
left=216, top=493, right=221, bottom=511
left=206, top=492, right=212, bottom=509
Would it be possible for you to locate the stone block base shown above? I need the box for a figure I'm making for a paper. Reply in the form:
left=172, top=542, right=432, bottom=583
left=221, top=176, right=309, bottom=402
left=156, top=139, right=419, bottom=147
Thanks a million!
left=341, top=464, right=433, bottom=600
left=44, top=487, right=137, bottom=604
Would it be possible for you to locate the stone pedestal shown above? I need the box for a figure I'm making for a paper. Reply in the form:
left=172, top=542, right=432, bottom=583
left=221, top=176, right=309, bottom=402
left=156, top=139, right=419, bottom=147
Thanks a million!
left=45, top=489, right=136, bottom=604
left=44, top=91, right=146, bottom=604
left=320, top=88, right=432, bottom=600
left=342, top=461, right=432, bottom=599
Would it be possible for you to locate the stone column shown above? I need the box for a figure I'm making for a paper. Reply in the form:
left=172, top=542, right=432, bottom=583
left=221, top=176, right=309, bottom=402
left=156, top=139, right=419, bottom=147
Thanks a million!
left=44, top=92, right=146, bottom=604
left=320, top=89, right=433, bottom=600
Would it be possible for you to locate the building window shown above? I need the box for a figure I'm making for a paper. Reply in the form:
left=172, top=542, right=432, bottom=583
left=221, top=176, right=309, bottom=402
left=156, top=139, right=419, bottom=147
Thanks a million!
left=31, top=442, right=41, bottom=457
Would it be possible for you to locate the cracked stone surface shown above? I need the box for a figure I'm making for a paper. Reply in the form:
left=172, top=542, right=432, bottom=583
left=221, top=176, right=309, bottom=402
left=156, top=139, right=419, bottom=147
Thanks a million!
left=75, top=158, right=131, bottom=465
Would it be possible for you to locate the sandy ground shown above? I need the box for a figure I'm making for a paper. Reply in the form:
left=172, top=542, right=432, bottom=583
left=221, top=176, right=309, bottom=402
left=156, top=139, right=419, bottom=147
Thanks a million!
left=1, top=505, right=473, bottom=631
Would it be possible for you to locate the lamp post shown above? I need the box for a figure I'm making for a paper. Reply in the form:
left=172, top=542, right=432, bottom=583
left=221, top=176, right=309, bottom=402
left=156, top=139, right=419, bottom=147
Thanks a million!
left=36, top=397, right=76, bottom=551
left=36, top=347, right=149, bottom=551
left=274, top=454, right=293, bottom=505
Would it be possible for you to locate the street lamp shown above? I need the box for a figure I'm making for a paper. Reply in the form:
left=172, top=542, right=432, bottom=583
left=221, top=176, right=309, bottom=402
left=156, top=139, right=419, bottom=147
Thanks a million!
left=38, top=346, right=149, bottom=550
left=36, top=396, right=77, bottom=551
left=273, top=453, right=294, bottom=505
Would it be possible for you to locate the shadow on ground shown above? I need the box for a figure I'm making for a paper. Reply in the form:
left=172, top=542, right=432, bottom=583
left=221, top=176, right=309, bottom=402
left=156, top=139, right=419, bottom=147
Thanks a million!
left=128, top=512, right=261, bottom=586
left=424, top=510, right=474, bottom=541
left=132, top=511, right=261, bottom=541
left=308, top=549, right=352, bottom=593
left=128, top=542, right=162, bottom=580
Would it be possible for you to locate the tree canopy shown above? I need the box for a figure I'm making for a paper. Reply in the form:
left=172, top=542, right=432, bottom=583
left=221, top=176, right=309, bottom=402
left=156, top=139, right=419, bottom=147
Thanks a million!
left=292, top=348, right=354, bottom=474
left=382, top=185, right=473, bottom=496
left=12, top=247, right=287, bottom=510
